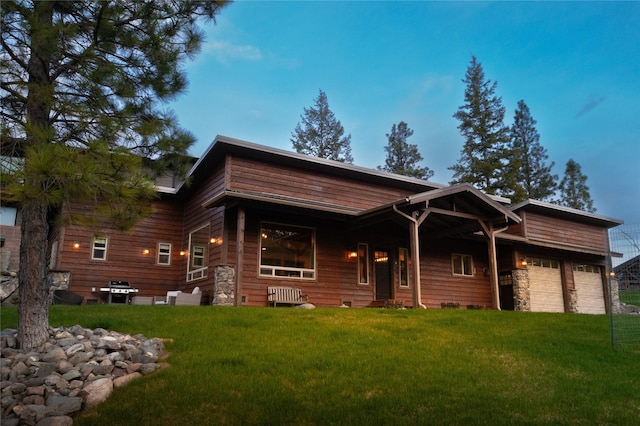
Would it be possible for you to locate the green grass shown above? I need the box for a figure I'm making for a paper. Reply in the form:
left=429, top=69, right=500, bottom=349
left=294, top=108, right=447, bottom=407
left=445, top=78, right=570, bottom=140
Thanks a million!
left=2, top=306, right=639, bottom=425
left=619, top=289, right=640, bottom=305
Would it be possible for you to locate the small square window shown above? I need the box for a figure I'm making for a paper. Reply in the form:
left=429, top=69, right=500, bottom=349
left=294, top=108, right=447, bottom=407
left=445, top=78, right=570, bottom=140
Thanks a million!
left=452, top=254, right=473, bottom=276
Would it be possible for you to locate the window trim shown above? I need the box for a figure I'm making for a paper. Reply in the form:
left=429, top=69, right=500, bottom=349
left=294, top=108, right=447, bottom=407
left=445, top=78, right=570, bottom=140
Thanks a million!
left=157, top=242, right=172, bottom=266
left=259, top=221, right=316, bottom=280
left=452, top=253, right=474, bottom=277
left=91, top=237, right=108, bottom=261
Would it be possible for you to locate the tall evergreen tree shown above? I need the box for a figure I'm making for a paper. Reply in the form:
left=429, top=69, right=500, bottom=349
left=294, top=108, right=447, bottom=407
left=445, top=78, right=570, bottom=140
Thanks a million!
left=291, top=90, right=353, bottom=164
left=0, top=0, right=229, bottom=349
left=557, top=159, right=596, bottom=212
left=450, top=56, right=510, bottom=195
left=507, top=100, right=557, bottom=203
left=378, top=121, right=433, bottom=180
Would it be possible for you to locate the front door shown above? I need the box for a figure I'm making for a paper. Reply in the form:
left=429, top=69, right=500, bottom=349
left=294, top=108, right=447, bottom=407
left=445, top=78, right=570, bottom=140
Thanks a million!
left=375, top=249, right=392, bottom=300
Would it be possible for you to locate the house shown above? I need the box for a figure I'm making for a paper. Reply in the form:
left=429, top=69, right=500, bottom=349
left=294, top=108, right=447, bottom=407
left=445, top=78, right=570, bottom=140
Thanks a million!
left=44, top=135, right=621, bottom=312
left=613, top=255, right=640, bottom=290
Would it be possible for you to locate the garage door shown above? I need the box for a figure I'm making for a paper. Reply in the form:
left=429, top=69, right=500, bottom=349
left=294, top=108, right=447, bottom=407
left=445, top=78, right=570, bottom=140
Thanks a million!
left=528, top=259, right=564, bottom=313
left=574, top=268, right=606, bottom=314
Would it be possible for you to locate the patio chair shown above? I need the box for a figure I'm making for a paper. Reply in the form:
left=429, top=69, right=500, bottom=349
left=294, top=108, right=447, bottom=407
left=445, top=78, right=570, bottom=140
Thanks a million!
left=175, top=287, right=202, bottom=306
left=154, top=290, right=182, bottom=305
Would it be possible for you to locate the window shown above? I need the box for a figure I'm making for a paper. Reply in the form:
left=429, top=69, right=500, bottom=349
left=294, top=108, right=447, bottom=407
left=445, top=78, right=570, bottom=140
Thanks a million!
left=187, top=224, right=210, bottom=282
left=358, top=243, right=369, bottom=285
left=527, top=257, right=559, bottom=269
left=399, top=247, right=409, bottom=287
left=499, top=272, right=513, bottom=286
left=260, top=222, right=315, bottom=279
left=92, top=237, right=107, bottom=260
left=157, top=243, right=171, bottom=265
left=192, top=246, right=205, bottom=268
left=452, top=254, right=473, bottom=276
left=573, top=264, right=600, bottom=273
left=0, top=207, right=17, bottom=226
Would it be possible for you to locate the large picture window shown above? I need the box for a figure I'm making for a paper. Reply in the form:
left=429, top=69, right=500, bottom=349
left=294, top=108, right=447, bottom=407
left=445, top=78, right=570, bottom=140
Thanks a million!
left=452, top=253, right=473, bottom=276
left=260, top=222, right=315, bottom=279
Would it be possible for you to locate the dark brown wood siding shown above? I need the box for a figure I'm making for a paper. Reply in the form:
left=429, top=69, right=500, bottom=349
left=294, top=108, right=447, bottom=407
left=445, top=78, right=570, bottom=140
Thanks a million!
left=523, top=212, right=609, bottom=250
left=227, top=207, right=430, bottom=308
left=181, top=161, right=227, bottom=295
left=58, top=200, right=185, bottom=302
left=421, top=239, right=493, bottom=309
left=227, top=156, right=415, bottom=210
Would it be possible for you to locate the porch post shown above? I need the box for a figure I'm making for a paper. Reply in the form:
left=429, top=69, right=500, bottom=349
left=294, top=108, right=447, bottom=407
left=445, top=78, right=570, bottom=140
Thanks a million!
left=480, top=221, right=507, bottom=310
left=235, top=206, right=245, bottom=306
left=487, top=225, right=500, bottom=310
left=409, top=219, right=422, bottom=309
left=393, top=205, right=429, bottom=309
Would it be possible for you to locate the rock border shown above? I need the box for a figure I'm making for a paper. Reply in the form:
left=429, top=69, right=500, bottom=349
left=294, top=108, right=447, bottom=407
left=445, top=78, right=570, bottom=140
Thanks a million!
left=1, top=326, right=166, bottom=426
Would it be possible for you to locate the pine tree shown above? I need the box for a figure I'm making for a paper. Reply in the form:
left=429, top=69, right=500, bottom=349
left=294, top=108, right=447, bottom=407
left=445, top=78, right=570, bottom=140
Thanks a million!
left=0, top=0, right=229, bottom=349
left=557, top=159, right=596, bottom=212
left=450, top=56, right=510, bottom=195
left=507, top=100, right=557, bottom=203
left=378, top=121, right=433, bottom=180
left=291, top=90, right=354, bottom=164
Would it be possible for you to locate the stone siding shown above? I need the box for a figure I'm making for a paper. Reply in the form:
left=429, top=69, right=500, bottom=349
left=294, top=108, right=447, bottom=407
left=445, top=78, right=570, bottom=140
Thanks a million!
left=212, top=265, right=235, bottom=306
left=512, top=269, right=530, bottom=312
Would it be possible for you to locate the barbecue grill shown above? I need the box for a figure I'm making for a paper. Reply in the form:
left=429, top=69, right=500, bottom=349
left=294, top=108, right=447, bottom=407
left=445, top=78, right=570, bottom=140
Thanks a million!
left=100, top=281, right=139, bottom=304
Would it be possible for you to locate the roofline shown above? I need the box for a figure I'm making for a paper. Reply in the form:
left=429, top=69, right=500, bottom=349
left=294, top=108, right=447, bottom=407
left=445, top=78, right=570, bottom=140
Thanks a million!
left=510, top=199, right=623, bottom=228
left=406, top=183, right=522, bottom=223
left=358, top=183, right=521, bottom=224
left=179, top=135, right=446, bottom=194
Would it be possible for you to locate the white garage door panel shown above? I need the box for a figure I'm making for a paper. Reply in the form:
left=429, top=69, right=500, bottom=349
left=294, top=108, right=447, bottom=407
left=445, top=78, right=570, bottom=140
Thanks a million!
left=529, top=266, right=564, bottom=313
left=575, top=271, right=606, bottom=314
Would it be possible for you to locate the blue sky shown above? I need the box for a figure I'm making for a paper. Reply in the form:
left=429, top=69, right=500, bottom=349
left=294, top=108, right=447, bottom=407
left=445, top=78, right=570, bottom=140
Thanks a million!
left=170, top=1, right=640, bottom=227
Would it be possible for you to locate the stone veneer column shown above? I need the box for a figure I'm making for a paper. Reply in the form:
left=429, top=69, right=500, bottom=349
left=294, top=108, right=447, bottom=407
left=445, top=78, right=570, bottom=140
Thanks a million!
left=567, top=289, right=578, bottom=313
left=212, top=265, right=235, bottom=306
left=610, top=278, right=622, bottom=314
left=512, top=269, right=530, bottom=312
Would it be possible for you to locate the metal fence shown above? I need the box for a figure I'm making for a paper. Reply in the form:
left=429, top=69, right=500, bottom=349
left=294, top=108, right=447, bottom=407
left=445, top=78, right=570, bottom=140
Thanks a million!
left=609, top=224, right=640, bottom=349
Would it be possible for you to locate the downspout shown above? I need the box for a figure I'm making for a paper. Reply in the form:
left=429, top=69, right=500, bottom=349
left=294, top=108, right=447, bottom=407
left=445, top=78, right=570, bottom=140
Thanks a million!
left=393, top=204, right=427, bottom=309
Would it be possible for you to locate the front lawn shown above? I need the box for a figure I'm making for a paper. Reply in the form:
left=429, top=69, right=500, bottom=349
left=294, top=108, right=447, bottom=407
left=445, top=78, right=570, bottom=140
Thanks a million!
left=2, top=306, right=638, bottom=425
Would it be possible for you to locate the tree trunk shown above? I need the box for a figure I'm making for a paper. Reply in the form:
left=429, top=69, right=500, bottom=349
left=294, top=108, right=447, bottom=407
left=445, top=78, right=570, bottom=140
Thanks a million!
left=17, top=1, right=54, bottom=350
left=17, top=200, right=50, bottom=349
